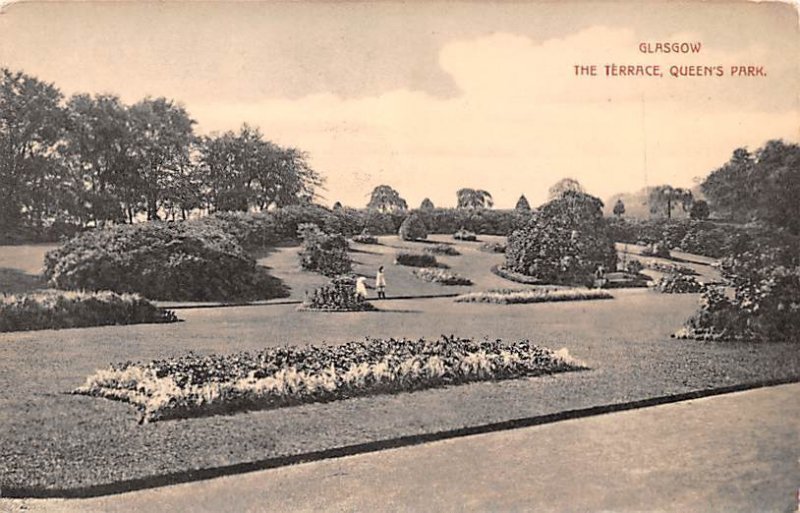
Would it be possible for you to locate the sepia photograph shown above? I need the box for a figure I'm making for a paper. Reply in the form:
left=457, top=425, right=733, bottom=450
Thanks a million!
left=0, top=0, right=798, bottom=511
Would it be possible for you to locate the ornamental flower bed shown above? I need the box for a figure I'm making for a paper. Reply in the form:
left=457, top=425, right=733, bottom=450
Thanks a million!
left=395, top=251, right=441, bottom=268
left=453, top=229, right=478, bottom=241
left=644, top=260, right=699, bottom=276
left=74, top=336, right=587, bottom=423
left=655, top=273, right=705, bottom=294
left=300, top=276, right=376, bottom=312
left=0, top=290, right=177, bottom=332
left=351, top=231, right=379, bottom=245
left=490, top=265, right=542, bottom=285
left=454, top=288, right=613, bottom=304
left=423, top=244, right=460, bottom=256
left=412, top=267, right=472, bottom=286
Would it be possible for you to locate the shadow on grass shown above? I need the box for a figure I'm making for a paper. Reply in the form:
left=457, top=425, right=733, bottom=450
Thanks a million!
left=254, top=267, right=291, bottom=300
left=0, top=267, right=45, bottom=294
left=348, top=247, right=382, bottom=255
left=371, top=308, right=422, bottom=314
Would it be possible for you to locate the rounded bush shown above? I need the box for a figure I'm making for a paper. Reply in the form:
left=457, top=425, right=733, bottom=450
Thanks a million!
left=506, top=191, right=617, bottom=286
left=399, top=214, right=428, bottom=241
left=44, top=222, right=287, bottom=301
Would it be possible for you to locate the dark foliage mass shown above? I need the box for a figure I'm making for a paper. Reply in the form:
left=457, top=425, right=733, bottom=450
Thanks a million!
left=701, top=140, right=800, bottom=234
left=655, top=274, right=705, bottom=294
left=676, top=236, right=800, bottom=342
left=0, top=68, right=322, bottom=243
left=395, top=252, right=440, bottom=268
left=301, top=275, right=376, bottom=312
left=297, top=223, right=352, bottom=277
left=398, top=213, right=429, bottom=241
left=43, top=222, right=288, bottom=301
left=607, top=218, right=753, bottom=259
left=506, top=191, right=617, bottom=286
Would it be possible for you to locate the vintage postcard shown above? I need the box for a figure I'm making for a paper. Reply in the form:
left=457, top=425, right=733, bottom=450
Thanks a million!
left=0, top=1, right=798, bottom=511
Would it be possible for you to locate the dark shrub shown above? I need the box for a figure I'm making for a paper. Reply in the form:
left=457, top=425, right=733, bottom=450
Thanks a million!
left=506, top=191, right=617, bottom=286
left=297, top=223, right=352, bottom=277
left=625, top=259, right=644, bottom=274
left=0, top=290, right=177, bottom=332
left=395, top=252, right=440, bottom=267
left=44, top=222, right=286, bottom=301
left=424, top=244, right=460, bottom=256
left=675, top=237, right=800, bottom=342
left=399, top=213, right=428, bottom=241
left=301, top=275, right=376, bottom=312
left=655, top=273, right=705, bottom=294
left=453, top=228, right=477, bottom=241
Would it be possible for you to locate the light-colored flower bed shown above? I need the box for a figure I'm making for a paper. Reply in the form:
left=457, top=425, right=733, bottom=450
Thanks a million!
left=412, top=267, right=472, bottom=286
left=74, top=336, right=586, bottom=423
left=645, top=260, right=698, bottom=276
left=455, top=288, right=613, bottom=304
left=0, top=289, right=177, bottom=332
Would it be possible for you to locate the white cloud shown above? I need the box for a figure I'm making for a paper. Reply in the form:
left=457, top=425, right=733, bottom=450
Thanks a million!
left=192, top=26, right=798, bottom=208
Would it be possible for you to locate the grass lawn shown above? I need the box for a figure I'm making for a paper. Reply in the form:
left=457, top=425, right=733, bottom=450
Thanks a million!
left=256, top=234, right=537, bottom=302
left=0, top=244, right=56, bottom=294
left=2, top=287, right=799, bottom=493
left=0, top=236, right=791, bottom=495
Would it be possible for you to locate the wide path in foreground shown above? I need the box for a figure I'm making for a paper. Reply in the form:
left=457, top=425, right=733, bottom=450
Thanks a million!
left=5, top=383, right=799, bottom=513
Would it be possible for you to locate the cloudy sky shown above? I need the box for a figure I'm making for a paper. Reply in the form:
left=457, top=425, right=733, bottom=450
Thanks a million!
left=1, top=1, right=797, bottom=208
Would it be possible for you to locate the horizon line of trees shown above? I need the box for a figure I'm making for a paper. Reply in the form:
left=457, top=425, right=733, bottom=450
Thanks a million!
left=0, top=68, right=323, bottom=234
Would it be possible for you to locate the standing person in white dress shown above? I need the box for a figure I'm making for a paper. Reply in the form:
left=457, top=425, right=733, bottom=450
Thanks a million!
left=375, top=266, right=387, bottom=299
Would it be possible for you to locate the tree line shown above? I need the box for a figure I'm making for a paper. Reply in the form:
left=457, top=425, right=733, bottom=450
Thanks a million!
left=0, top=68, right=323, bottom=234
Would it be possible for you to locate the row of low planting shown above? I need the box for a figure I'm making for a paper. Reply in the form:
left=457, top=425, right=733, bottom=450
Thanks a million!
left=412, top=268, right=473, bottom=286
left=0, top=290, right=177, bottom=332
left=74, top=336, right=586, bottom=423
left=455, top=288, right=613, bottom=304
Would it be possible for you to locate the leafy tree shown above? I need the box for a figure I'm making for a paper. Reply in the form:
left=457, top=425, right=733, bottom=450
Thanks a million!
left=367, top=185, right=407, bottom=212
left=456, top=188, right=493, bottom=209
left=613, top=198, right=626, bottom=217
left=198, top=124, right=321, bottom=214
left=332, top=201, right=343, bottom=210
left=419, top=198, right=435, bottom=210
left=0, top=68, right=68, bottom=232
left=127, top=97, right=196, bottom=221
left=689, top=199, right=710, bottom=220
left=702, top=140, right=800, bottom=233
left=700, top=147, right=755, bottom=222
left=515, top=195, right=531, bottom=212
left=63, top=93, right=135, bottom=225
left=648, top=185, right=693, bottom=219
left=547, top=178, right=585, bottom=200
